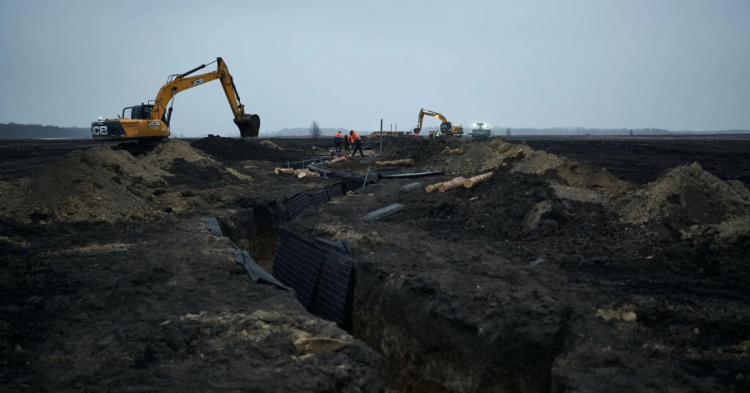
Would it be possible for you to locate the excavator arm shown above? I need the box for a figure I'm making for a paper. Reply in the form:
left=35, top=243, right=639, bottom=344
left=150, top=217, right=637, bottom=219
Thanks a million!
left=151, top=57, right=260, bottom=138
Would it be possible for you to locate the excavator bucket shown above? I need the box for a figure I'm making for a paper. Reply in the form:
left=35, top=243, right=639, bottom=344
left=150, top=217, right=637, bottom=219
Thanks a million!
left=235, top=114, right=261, bottom=138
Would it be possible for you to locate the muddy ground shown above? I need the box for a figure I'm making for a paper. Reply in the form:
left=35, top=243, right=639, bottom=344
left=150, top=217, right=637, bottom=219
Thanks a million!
left=1, top=134, right=749, bottom=392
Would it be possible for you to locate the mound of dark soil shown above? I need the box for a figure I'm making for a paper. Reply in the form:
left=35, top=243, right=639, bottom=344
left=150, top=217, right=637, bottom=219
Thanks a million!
left=0, top=146, right=168, bottom=224
left=192, top=136, right=291, bottom=163
left=166, top=158, right=244, bottom=189
left=379, top=137, right=462, bottom=164
left=0, top=139, right=255, bottom=224
left=391, top=167, right=650, bottom=267
left=611, top=163, right=750, bottom=228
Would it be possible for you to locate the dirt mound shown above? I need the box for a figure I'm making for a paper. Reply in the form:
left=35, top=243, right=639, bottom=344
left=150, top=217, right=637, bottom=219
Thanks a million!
left=166, top=158, right=250, bottom=189
left=192, top=136, right=289, bottom=162
left=0, top=146, right=168, bottom=224
left=511, top=149, right=564, bottom=175
left=142, top=139, right=252, bottom=188
left=544, top=162, right=634, bottom=198
left=395, top=167, right=623, bottom=256
left=380, top=137, right=534, bottom=176
left=265, top=138, right=298, bottom=149
left=380, top=138, right=631, bottom=202
left=429, top=139, right=533, bottom=176
left=0, top=140, right=254, bottom=224
left=261, top=140, right=283, bottom=150
left=460, top=169, right=620, bottom=244
left=611, top=163, right=750, bottom=227
left=142, top=138, right=211, bottom=169
left=712, top=216, right=750, bottom=248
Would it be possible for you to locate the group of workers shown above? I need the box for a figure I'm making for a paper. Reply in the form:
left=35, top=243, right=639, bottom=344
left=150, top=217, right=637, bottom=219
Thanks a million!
left=406, top=130, right=441, bottom=138
left=334, top=130, right=364, bottom=157
left=334, top=128, right=443, bottom=157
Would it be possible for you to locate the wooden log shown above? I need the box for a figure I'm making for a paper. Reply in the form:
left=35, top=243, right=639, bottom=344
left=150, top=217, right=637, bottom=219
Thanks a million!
left=442, top=147, right=464, bottom=155
left=425, top=181, right=446, bottom=193
left=325, top=156, right=347, bottom=165
left=438, top=177, right=467, bottom=192
left=274, top=168, right=295, bottom=175
left=463, top=172, right=493, bottom=188
left=375, top=159, right=415, bottom=166
left=297, top=171, right=321, bottom=179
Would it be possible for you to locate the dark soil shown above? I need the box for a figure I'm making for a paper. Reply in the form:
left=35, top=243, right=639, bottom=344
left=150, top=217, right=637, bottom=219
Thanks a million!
left=509, top=135, right=750, bottom=187
left=285, top=135, right=750, bottom=392
left=1, top=135, right=749, bottom=393
left=0, top=137, right=384, bottom=392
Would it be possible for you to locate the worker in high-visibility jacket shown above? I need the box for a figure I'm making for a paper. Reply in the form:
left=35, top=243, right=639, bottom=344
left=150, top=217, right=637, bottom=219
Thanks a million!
left=350, top=130, right=364, bottom=157
left=334, top=131, right=343, bottom=152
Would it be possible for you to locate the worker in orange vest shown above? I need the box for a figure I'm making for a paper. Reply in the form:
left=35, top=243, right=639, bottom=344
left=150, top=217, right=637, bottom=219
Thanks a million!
left=350, top=130, right=364, bottom=158
left=334, top=131, right=343, bottom=152
left=428, top=131, right=434, bottom=138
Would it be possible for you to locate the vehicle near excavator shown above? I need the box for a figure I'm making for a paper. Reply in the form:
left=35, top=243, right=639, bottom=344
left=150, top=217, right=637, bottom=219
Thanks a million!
left=470, top=122, right=491, bottom=141
left=91, top=57, right=260, bottom=142
left=413, top=108, right=463, bottom=136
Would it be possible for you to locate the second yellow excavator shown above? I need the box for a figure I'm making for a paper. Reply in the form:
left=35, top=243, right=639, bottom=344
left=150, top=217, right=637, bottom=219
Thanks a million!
left=91, top=57, right=260, bottom=141
left=413, top=108, right=463, bottom=136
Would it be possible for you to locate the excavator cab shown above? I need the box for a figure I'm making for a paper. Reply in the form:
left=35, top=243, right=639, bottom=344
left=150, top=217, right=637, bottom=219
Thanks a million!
left=129, top=105, right=152, bottom=120
left=440, top=122, right=452, bottom=134
left=120, top=104, right=154, bottom=120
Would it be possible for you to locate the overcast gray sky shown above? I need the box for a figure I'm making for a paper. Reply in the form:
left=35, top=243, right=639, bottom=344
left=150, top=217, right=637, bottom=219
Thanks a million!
left=1, top=0, right=748, bottom=136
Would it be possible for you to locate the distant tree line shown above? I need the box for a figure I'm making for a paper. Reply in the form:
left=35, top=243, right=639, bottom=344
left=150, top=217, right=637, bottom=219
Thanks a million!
left=269, top=125, right=750, bottom=137
left=270, top=126, right=349, bottom=137
left=0, top=123, right=90, bottom=139
left=3, top=122, right=748, bottom=140
left=497, top=127, right=750, bottom=136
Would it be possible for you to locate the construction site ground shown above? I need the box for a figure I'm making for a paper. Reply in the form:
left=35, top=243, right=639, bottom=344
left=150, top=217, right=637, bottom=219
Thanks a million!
left=1, top=134, right=749, bottom=392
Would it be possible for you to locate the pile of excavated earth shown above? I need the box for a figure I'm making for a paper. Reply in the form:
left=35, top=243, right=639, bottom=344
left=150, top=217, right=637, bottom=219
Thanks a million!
left=1, top=135, right=748, bottom=392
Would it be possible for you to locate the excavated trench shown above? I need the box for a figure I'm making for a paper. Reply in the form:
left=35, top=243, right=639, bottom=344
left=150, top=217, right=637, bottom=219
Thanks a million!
left=213, top=185, right=562, bottom=393
left=189, top=136, right=750, bottom=392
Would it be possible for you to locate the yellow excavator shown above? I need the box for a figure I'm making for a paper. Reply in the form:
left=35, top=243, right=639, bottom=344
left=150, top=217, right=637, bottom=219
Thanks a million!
left=413, top=108, right=463, bottom=136
left=91, top=57, right=260, bottom=141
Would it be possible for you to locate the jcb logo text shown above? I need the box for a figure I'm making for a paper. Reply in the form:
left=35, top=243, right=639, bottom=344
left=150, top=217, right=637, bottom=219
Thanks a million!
left=92, top=126, right=108, bottom=135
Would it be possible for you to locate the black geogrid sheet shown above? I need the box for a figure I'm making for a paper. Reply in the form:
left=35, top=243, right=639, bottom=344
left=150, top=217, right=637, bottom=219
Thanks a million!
left=284, top=182, right=347, bottom=220
left=272, top=228, right=354, bottom=329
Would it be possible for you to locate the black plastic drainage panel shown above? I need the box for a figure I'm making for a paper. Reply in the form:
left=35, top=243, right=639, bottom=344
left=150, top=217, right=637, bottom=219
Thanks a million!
left=272, top=228, right=355, bottom=330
